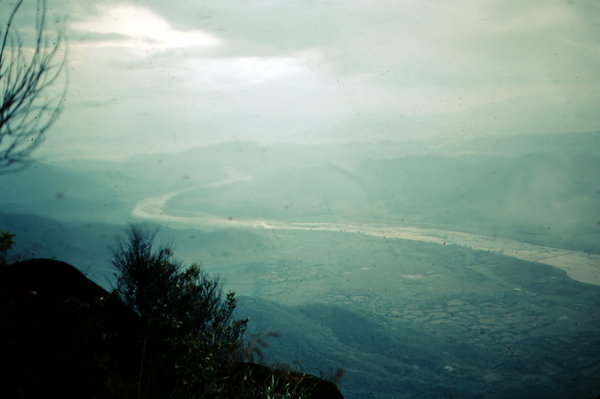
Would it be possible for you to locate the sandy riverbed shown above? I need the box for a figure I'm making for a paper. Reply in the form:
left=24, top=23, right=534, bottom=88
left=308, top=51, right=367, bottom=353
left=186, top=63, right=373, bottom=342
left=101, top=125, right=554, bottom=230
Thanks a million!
left=133, top=189, right=600, bottom=287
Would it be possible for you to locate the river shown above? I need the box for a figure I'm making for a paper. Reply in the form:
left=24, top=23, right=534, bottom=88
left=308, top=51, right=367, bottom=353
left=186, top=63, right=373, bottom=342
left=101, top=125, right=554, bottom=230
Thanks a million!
left=133, top=187, right=600, bottom=287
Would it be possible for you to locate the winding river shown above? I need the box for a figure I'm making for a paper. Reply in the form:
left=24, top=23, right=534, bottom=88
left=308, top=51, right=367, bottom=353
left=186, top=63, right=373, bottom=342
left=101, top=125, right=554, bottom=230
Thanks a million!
left=133, top=187, right=600, bottom=287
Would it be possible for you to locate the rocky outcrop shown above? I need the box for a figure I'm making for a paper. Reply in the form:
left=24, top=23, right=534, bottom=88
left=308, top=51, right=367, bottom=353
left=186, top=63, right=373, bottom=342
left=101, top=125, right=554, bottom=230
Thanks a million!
left=228, top=362, right=344, bottom=399
left=0, top=259, right=143, bottom=399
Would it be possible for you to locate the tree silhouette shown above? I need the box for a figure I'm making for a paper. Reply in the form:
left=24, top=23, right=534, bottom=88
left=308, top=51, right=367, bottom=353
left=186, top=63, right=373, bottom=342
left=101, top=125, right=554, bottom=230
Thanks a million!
left=112, top=225, right=249, bottom=398
left=0, top=0, right=67, bottom=170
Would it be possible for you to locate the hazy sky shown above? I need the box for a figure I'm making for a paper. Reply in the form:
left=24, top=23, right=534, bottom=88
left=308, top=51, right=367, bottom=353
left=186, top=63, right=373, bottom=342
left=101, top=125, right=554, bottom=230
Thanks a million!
left=4, top=0, right=599, bottom=161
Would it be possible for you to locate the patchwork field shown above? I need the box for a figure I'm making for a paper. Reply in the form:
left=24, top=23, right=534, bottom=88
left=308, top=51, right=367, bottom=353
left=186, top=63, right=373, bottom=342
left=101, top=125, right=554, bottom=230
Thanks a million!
left=165, top=225, right=600, bottom=399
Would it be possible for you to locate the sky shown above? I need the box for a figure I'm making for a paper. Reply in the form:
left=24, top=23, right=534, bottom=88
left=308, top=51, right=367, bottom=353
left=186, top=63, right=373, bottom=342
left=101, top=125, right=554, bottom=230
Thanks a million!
left=3, top=4, right=600, bottom=399
left=2, top=0, right=599, bottom=161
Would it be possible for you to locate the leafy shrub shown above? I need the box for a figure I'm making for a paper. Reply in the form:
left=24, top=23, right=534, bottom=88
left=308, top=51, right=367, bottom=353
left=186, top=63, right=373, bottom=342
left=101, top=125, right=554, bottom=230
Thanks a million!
left=0, top=230, right=16, bottom=266
left=111, top=225, right=344, bottom=398
left=111, top=225, right=249, bottom=398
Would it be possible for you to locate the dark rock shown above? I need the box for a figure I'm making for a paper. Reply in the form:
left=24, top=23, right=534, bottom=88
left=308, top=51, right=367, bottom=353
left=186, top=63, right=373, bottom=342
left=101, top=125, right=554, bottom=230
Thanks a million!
left=228, top=362, right=344, bottom=399
left=0, top=258, right=110, bottom=300
left=0, top=259, right=143, bottom=399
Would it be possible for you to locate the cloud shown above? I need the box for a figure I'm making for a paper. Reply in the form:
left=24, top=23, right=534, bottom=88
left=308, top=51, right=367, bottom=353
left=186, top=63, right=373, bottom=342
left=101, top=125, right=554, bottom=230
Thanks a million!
left=27, top=0, right=600, bottom=161
left=69, top=4, right=220, bottom=53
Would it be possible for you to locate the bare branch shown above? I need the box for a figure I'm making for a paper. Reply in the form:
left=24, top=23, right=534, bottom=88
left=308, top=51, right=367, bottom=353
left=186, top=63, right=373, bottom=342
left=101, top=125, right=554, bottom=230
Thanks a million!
left=0, top=0, right=67, bottom=170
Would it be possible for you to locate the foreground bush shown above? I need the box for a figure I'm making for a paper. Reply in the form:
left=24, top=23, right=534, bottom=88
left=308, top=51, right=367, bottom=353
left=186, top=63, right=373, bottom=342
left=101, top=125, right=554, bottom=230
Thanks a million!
left=112, top=226, right=249, bottom=398
left=0, top=230, right=16, bottom=266
left=111, top=226, right=344, bottom=398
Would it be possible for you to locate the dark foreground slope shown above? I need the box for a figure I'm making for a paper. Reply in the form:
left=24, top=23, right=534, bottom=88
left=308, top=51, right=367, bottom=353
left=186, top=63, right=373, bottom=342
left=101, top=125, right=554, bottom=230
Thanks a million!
left=0, top=259, right=143, bottom=399
left=0, top=259, right=342, bottom=399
